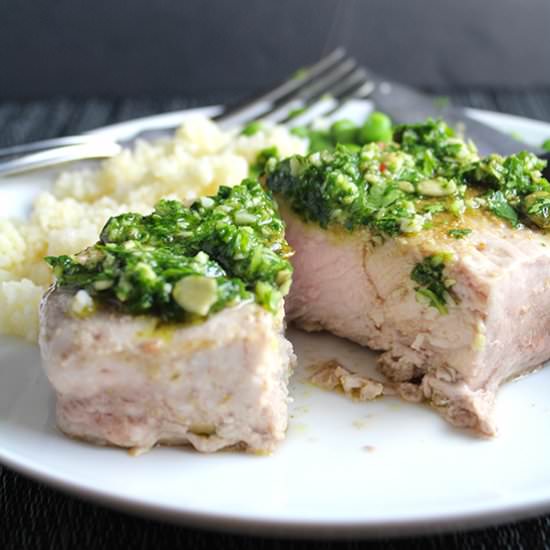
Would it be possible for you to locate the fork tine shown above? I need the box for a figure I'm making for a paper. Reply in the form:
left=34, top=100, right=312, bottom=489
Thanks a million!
left=259, top=58, right=358, bottom=124
left=296, top=80, right=375, bottom=128
left=326, top=68, right=372, bottom=102
left=317, top=78, right=376, bottom=120
left=216, top=48, right=348, bottom=129
left=0, top=49, right=368, bottom=177
left=281, top=67, right=374, bottom=128
left=0, top=49, right=349, bottom=164
left=283, top=71, right=374, bottom=129
left=260, top=63, right=372, bottom=129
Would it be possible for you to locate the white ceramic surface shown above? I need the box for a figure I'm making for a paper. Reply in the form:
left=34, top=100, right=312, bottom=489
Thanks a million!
left=1, top=104, right=550, bottom=537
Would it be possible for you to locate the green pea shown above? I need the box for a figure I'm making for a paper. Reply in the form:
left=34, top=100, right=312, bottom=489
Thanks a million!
left=290, top=126, right=309, bottom=138
left=308, top=131, right=333, bottom=153
left=329, top=119, right=358, bottom=145
left=241, top=121, right=263, bottom=136
left=360, top=111, right=392, bottom=143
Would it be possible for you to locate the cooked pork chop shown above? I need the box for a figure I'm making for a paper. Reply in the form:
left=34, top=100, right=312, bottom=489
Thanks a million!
left=283, top=205, right=550, bottom=435
left=40, top=287, right=294, bottom=453
left=39, top=180, right=295, bottom=453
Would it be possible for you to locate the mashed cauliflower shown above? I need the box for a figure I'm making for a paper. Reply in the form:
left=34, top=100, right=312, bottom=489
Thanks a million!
left=0, top=117, right=307, bottom=342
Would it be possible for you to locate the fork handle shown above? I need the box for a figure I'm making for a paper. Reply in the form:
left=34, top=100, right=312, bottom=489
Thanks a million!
left=0, top=142, right=122, bottom=177
left=0, top=135, right=109, bottom=159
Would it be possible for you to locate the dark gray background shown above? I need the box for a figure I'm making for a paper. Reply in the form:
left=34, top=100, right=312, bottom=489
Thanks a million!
left=1, top=0, right=549, bottom=99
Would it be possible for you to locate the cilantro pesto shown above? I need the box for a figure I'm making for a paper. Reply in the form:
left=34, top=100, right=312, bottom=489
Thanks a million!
left=266, top=119, right=550, bottom=235
left=463, top=152, right=550, bottom=228
left=411, top=254, right=456, bottom=315
left=46, top=179, right=293, bottom=322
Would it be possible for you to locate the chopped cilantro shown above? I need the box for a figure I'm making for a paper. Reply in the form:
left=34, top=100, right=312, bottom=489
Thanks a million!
left=485, top=190, right=519, bottom=226
left=250, top=146, right=279, bottom=177
left=465, top=152, right=549, bottom=198
left=46, top=180, right=292, bottom=323
left=448, top=228, right=472, bottom=239
left=422, top=202, right=446, bottom=215
left=463, top=152, right=550, bottom=226
left=523, top=191, right=550, bottom=228
left=267, top=120, right=478, bottom=236
left=411, top=254, right=454, bottom=315
left=269, top=118, right=550, bottom=234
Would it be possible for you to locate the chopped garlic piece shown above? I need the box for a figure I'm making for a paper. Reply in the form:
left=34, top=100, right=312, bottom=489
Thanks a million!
left=71, top=289, right=95, bottom=318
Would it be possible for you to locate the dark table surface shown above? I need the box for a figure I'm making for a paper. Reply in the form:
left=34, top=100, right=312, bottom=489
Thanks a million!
left=2, top=89, right=550, bottom=550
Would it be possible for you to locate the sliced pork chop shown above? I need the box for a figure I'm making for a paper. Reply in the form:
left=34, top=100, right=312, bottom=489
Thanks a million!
left=39, top=287, right=295, bottom=453
left=282, top=204, right=550, bottom=435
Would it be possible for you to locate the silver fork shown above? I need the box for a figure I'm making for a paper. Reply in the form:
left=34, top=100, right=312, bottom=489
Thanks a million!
left=0, top=49, right=373, bottom=177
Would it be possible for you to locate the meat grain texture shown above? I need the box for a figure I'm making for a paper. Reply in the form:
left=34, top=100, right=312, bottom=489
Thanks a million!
left=282, top=204, right=550, bottom=435
left=40, top=288, right=295, bottom=453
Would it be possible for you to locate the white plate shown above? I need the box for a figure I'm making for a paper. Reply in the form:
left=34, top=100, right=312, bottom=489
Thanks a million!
left=2, top=104, right=550, bottom=538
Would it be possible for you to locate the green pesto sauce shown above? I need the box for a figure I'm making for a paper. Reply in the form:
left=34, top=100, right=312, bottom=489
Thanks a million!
left=447, top=228, right=472, bottom=239
left=46, top=179, right=293, bottom=322
left=410, top=253, right=455, bottom=315
left=463, top=152, right=550, bottom=228
left=266, top=119, right=550, bottom=235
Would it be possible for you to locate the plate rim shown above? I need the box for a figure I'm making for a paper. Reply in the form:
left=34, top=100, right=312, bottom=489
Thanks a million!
left=3, top=441, right=550, bottom=538
left=5, top=442, right=550, bottom=539
left=2, top=105, right=550, bottom=538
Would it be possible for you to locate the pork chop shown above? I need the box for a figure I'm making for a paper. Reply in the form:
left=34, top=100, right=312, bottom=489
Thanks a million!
left=40, top=287, right=294, bottom=453
left=266, top=119, right=550, bottom=435
left=39, top=179, right=295, bottom=453
left=282, top=204, right=550, bottom=435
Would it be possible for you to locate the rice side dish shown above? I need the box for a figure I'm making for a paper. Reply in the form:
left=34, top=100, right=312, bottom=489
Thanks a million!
left=0, top=117, right=306, bottom=342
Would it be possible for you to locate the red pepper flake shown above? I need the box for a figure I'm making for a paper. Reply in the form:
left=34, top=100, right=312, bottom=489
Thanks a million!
left=379, top=163, right=386, bottom=173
